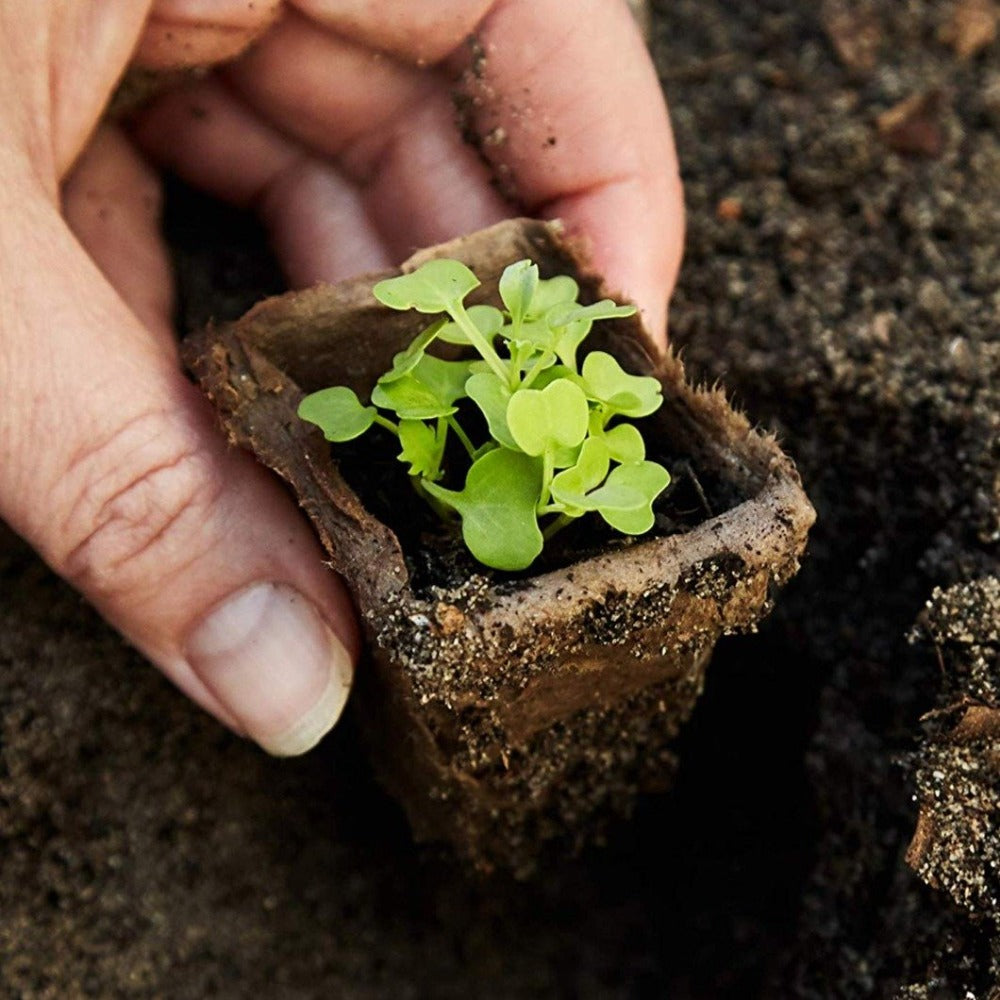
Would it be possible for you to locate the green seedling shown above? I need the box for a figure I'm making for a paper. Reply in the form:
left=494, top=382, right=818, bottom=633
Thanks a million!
left=298, top=258, right=671, bottom=571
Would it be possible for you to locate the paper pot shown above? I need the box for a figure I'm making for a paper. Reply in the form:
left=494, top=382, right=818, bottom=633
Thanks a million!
left=184, top=219, right=815, bottom=875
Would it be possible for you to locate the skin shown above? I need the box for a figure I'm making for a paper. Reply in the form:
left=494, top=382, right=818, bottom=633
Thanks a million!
left=0, top=1, right=683, bottom=737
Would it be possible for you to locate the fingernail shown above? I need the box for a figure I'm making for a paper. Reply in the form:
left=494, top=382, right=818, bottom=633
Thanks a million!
left=185, top=582, right=353, bottom=756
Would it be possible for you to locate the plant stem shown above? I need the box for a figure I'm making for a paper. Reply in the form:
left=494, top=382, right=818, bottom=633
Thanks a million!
left=509, top=310, right=523, bottom=344
left=450, top=299, right=510, bottom=384
left=512, top=342, right=530, bottom=384
left=520, top=351, right=554, bottom=391
left=472, top=441, right=499, bottom=461
left=413, top=477, right=453, bottom=521
left=542, top=513, right=574, bottom=541
left=446, top=416, right=477, bottom=460
left=537, top=503, right=568, bottom=516
left=433, top=416, right=449, bottom=478
left=539, top=446, right=555, bottom=507
left=373, top=414, right=400, bottom=436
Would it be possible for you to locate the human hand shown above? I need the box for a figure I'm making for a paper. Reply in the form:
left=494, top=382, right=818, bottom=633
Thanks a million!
left=0, top=1, right=683, bottom=755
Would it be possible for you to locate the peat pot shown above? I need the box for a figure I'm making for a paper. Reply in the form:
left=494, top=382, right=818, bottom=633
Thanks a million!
left=185, top=219, right=815, bottom=875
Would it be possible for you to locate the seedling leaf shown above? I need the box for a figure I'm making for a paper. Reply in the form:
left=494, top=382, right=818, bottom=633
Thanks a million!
left=550, top=438, right=612, bottom=510
left=601, top=422, right=646, bottom=464
left=592, top=461, right=671, bottom=534
left=499, top=259, right=539, bottom=328
left=437, top=304, right=505, bottom=346
left=531, top=364, right=586, bottom=392
left=581, top=351, right=663, bottom=417
left=410, top=355, right=472, bottom=406
left=466, top=372, right=517, bottom=450
left=547, top=299, right=637, bottom=327
left=507, top=379, right=590, bottom=457
left=550, top=317, right=591, bottom=370
left=398, top=420, right=441, bottom=479
left=552, top=442, right=583, bottom=469
left=298, top=386, right=375, bottom=442
left=527, top=275, right=579, bottom=318
left=508, top=318, right=556, bottom=354
left=371, top=376, right=456, bottom=420
left=423, top=449, right=544, bottom=570
left=379, top=318, right=447, bottom=383
left=371, top=353, right=470, bottom=420
left=373, top=258, right=480, bottom=313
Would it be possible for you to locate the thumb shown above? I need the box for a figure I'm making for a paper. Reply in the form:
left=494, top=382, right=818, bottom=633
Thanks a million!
left=0, top=136, right=357, bottom=756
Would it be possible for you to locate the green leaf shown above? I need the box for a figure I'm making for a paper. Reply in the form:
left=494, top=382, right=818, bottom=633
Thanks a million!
left=467, top=359, right=495, bottom=376
left=371, top=354, right=470, bottom=420
left=466, top=372, right=517, bottom=450
left=423, top=449, right=544, bottom=570
left=551, top=453, right=669, bottom=533
left=379, top=318, right=447, bottom=383
left=530, top=364, right=587, bottom=392
left=550, top=438, right=612, bottom=511
left=509, top=276, right=588, bottom=362
left=580, top=351, right=663, bottom=418
left=508, top=318, right=556, bottom=355
left=507, top=379, right=590, bottom=457
left=547, top=299, right=637, bottom=327
left=397, top=420, right=442, bottom=479
left=600, top=422, right=646, bottom=464
left=518, top=349, right=557, bottom=387
left=499, top=259, right=539, bottom=328
left=373, top=258, right=480, bottom=314
left=550, top=317, right=591, bottom=370
left=437, top=304, right=505, bottom=346
left=552, top=442, right=583, bottom=469
left=410, top=355, right=472, bottom=406
left=371, top=376, right=456, bottom=420
left=526, top=275, right=579, bottom=318
left=298, top=386, right=376, bottom=442
left=591, top=461, right=671, bottom=534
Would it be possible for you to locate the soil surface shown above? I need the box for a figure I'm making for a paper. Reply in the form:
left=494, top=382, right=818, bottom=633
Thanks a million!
left=2, top=1, right=999, bottom=997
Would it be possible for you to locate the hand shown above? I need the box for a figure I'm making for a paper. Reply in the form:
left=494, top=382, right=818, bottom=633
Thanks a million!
left=0, top=1, right=683, bottom=755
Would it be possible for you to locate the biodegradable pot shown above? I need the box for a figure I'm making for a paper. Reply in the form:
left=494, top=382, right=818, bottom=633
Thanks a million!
left=184, top=219, right=815, bottom=875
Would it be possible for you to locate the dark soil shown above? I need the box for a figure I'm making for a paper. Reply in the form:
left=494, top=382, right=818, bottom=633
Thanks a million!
left=2, top=0, right=998, bottom=996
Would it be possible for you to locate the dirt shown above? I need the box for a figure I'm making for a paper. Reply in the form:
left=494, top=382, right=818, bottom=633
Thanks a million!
left=2, top=0, right=999, bottom=996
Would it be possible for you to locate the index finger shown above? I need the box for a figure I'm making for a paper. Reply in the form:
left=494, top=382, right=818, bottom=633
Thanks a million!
left=452, top=0, right=683, bottom=345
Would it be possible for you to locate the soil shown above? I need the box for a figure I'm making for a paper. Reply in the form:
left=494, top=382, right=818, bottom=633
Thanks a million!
left=2, top=0, right=999, bottom=997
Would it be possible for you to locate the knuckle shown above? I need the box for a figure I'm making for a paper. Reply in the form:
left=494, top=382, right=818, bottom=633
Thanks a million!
left=57, top=412, right=222, bottom=597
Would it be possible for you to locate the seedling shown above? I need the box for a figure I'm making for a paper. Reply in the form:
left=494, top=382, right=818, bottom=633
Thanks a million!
left=298, top=258, right=670, bottom=570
